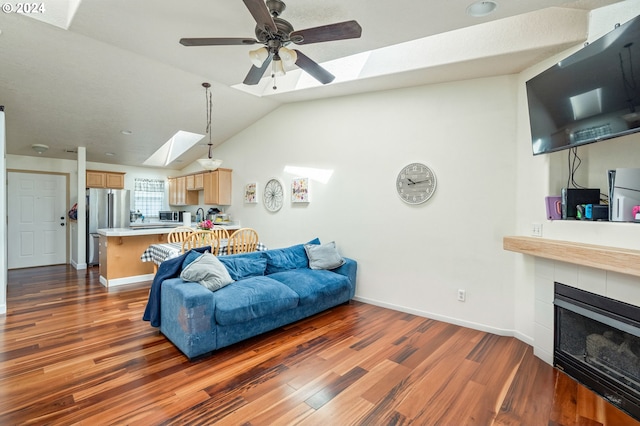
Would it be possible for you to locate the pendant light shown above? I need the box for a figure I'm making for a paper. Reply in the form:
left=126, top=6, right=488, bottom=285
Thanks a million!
left=197, top=82, right=223, bottom=170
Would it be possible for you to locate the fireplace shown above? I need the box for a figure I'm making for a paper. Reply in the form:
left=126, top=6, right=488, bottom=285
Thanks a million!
left=554, top=282, right=640, bottom=420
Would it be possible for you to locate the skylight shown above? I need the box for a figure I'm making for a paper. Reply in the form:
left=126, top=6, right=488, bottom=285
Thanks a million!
left=21, top=0, right=82, bottom=30
left=143, top=130, right=204, bottom=167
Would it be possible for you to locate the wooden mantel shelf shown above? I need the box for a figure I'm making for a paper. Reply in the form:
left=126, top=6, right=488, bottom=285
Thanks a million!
left=503, top=236, right=640, bottom=278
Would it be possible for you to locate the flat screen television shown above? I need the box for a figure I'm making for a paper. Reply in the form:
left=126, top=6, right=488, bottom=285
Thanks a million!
left=526, top=14, right=640, bottom=155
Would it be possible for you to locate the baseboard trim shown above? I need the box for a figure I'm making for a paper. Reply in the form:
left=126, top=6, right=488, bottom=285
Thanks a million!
left=352, top=295, right=534, bottom=346
left=99, top=274, right=154, bottom=288
left=71, top=260, right=87, bottom=270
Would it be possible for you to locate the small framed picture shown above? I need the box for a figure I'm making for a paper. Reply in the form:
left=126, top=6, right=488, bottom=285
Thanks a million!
left=291, top=177, right=310, bottom=203
left=244, top=182, right=258, bottom=203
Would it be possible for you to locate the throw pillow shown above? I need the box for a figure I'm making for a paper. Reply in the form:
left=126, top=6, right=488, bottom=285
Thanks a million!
left=304, top=241, right=345, bottom=270
left=180, top=252, right=234, bottom=291
left=182, top=249, right=203, bottom=269
left=218, top=257, right=267, bottom=281
left=263, top=238, right=320, bottom=274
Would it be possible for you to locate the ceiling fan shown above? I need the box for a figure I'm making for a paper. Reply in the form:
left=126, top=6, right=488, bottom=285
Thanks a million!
left=179, top=0, right=362, bottom=86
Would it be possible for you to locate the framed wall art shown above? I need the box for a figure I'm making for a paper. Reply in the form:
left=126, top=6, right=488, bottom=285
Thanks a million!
left=244, top=182, right=258, bottom=203
left=291, top=177, right=310, bottom=203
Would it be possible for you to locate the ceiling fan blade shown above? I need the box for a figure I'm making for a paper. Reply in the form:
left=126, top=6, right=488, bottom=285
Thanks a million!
left=242, top=0, right=277, bottom=33
left=180, top=38, right=259, bottom=46
left=243, top=53, right=274, bottom=85
left=293, top=50, right=335, bottom=84
left=290, top=20, right=362, bottom=45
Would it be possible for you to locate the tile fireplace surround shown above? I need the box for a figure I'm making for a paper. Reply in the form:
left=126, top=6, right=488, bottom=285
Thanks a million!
left=503, top=236, right=640, bottom=364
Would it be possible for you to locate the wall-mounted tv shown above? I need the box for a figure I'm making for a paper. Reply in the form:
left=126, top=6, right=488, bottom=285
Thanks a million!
left=526, top=14, right=640, bottom=155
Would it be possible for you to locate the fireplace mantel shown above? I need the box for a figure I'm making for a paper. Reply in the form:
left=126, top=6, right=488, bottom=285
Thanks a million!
left=503, top=236, right=640, bottom=278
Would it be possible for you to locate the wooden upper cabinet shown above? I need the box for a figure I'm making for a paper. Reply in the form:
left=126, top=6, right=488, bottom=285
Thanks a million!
left=86, top=171, right=106, bottom=188
left=169, top=169, right=231, bottom=206
left=186, top=173, right=204, bottom=191
left=168, top=178, right=177, bottom=206
left=204, top=168, right=232, bottom=205
left=105, top=173, right=124, bottom=189
left=169, top=176, right=198, bottom=206
left=86, top=170, right=125, bottom=189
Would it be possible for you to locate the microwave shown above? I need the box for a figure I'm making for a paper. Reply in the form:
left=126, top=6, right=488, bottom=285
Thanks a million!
left=159, top=211, right=186, bottom=222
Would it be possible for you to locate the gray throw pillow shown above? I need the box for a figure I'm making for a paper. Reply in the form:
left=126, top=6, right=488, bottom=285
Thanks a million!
left=304, top=241, right=345, bottom=270
left=180, top=252, right=234, bottom=291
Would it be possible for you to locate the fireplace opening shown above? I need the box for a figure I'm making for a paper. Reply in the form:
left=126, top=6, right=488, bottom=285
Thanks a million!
left=554, top=282, right=640, bottom=420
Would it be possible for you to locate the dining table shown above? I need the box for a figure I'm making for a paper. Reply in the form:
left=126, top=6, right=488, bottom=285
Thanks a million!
left=140, top=240, right=268, bottom=271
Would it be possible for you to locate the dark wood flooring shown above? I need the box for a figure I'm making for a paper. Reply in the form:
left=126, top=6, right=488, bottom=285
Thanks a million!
left=1, top=265, right=638, bottom=425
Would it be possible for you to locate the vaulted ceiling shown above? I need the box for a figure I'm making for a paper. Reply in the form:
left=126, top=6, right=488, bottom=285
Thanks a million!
left=0, top=0, right=621, bottom=167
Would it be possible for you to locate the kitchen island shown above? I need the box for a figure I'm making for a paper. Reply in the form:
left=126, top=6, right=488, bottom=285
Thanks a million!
left=97, top=223, right=240, bottom=287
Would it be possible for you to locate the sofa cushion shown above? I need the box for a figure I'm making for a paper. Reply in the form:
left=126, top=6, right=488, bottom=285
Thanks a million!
left=304, top=241, right=346, bottom=270
left=263, top=238, right=320, bottom=274
left=180, top=252, right=234, bottom=292
left=213, top=276, right=299, bottom=326
left=218, top=256, right=267, bottom=281
left=268, top=269, right=350, bottom=306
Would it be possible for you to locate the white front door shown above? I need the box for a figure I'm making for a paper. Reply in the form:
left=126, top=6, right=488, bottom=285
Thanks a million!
left=8, top=172, right=67, bottom=269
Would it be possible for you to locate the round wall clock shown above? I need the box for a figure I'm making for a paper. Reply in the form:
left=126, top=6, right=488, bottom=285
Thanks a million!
left=396, top=162, right=437, bottom=205
left=263, top=178, right=284, bottom=212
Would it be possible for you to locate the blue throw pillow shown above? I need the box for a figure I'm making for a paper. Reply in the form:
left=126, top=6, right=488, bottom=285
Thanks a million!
left=182, top=250, right=203, bottom=269
left=218, top=257, right=267, bottom=281
left=262, top=238, right=320, bottom=274
left=304, top=241, right=346, bottom=270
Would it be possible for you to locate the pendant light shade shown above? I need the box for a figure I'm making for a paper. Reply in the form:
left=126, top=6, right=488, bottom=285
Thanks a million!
left=197, top=158, right=223, bottom=170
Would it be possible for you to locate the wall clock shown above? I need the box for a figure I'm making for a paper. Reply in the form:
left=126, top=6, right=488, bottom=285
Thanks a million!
left=263, top=178, right=284, bottom=212
left=396, top=162, right=437, bottom=205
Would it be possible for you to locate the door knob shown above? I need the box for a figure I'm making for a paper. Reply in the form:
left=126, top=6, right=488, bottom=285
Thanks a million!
left=60, top=223, right=65, bottom=226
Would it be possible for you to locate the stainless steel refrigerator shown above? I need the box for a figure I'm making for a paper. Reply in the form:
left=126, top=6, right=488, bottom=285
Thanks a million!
left=86, top=188, right=130, bottom=266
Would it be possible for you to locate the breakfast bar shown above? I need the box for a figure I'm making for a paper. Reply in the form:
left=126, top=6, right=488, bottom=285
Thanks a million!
left=97, top=224, right=240, bottom=287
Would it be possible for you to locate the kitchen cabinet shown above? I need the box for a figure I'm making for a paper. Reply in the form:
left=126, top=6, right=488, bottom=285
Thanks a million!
left=169, top=176, right=198, bottom=206
left=186, top=173, right=204, bottom=190
left=204, top=168, right=232, bottom=205
left=98, top=232, right=168, bottom=287
left=86, top=170, right=125, bottom=189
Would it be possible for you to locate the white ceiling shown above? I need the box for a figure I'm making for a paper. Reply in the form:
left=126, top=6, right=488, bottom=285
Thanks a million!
left=0, top=0, right=622, bottom=167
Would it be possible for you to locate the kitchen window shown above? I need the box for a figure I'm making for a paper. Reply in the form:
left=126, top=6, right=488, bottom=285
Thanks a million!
left=134, top=178, right=165, bottom=218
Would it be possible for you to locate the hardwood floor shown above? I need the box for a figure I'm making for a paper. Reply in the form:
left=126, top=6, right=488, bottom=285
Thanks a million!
left=1, top=265, right=639, bottom=425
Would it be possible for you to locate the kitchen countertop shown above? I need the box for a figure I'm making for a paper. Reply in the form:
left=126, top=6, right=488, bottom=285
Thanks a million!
left=98, top=223, right=241, bottom=237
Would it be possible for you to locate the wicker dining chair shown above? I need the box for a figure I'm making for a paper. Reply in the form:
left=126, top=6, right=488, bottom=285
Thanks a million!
left=167, top=226, right=195, bottom=244
left=181, top=230, right=222, bottom=255
left=227, top=228, right=259, bottom=254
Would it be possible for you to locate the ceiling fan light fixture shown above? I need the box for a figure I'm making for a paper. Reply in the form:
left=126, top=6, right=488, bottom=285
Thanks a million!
left=249, top=47, right=269, bottom=67
left=279, top=47, right=297, bottom=66
left=272, top=57, right=286, bottom=77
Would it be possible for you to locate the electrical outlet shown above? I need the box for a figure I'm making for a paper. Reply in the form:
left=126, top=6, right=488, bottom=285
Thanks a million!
left=457, top=289, right=466, bottom=302
left=531, top=223, right=543, bottom=237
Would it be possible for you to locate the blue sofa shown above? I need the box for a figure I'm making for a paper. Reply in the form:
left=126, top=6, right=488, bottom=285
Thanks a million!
left=145, top=240, right=357, bottom=359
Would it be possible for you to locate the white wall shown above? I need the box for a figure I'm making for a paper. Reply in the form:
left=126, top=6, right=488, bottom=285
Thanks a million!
left=512, top=2, right=640, bottom=342
left=213, top=75, right=520, bottom=335
left=0, top=109, right=6, bottom=315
